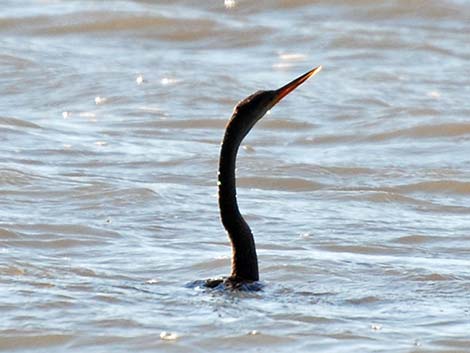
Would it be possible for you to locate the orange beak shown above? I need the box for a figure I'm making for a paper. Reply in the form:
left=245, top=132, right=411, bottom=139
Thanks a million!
left=272, top=65, right=322, bottom=106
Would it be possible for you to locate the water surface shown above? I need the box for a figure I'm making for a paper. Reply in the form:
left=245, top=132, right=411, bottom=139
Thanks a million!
left=1, top=1, right=470, bottom=352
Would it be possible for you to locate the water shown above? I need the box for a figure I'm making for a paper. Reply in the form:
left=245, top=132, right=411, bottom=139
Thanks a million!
left=1, top=1, right=470, bottom=352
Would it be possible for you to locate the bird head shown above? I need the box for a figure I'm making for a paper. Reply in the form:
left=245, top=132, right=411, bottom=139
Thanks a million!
left=230, top=66, right=322, bottom=137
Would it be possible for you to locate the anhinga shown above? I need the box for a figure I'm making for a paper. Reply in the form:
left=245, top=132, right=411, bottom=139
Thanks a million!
left=207, top=66, right=322, bottom=289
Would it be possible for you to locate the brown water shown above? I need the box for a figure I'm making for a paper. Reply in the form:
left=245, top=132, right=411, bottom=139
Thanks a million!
left=1, top=1, right=470, bottom=352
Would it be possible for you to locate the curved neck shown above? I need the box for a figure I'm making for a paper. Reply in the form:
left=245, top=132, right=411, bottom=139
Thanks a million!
left=218, top=117, right=259, bottom=281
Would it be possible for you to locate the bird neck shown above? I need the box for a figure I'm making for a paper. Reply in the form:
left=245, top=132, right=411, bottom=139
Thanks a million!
left=218, top=117, right=259, bottom=282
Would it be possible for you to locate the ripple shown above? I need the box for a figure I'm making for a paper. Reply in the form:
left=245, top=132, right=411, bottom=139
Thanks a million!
left=10, top=13, right=219, bottom=41
left=0, top=116, right=41, bottom=129
left=393, top=235, right=441, bottom=245
left=238, top=176, right=325, bottom=192
left=0, top=333, right=75, bottom=351
left=369, top=123, right=470, bottom=141
left=394, top=180, right=470, bottom=195
left=297, top=123, right=470, bottom=145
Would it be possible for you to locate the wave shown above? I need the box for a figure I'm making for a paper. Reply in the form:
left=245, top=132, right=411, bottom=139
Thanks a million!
left=0, top=116, right=41, bottom=129
left=393, top=180, right=470, bottom=195
left=238, top=176, right=325, bottom=191
left=296, top=123, right=470, bottom=145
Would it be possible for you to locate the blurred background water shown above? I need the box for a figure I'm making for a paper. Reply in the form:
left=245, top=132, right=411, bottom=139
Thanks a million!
left=1, top=1, right=470, bottom=352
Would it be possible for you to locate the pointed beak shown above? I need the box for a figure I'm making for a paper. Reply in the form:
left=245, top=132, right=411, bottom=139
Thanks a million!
left=272, top=65, right=322, bottom=106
